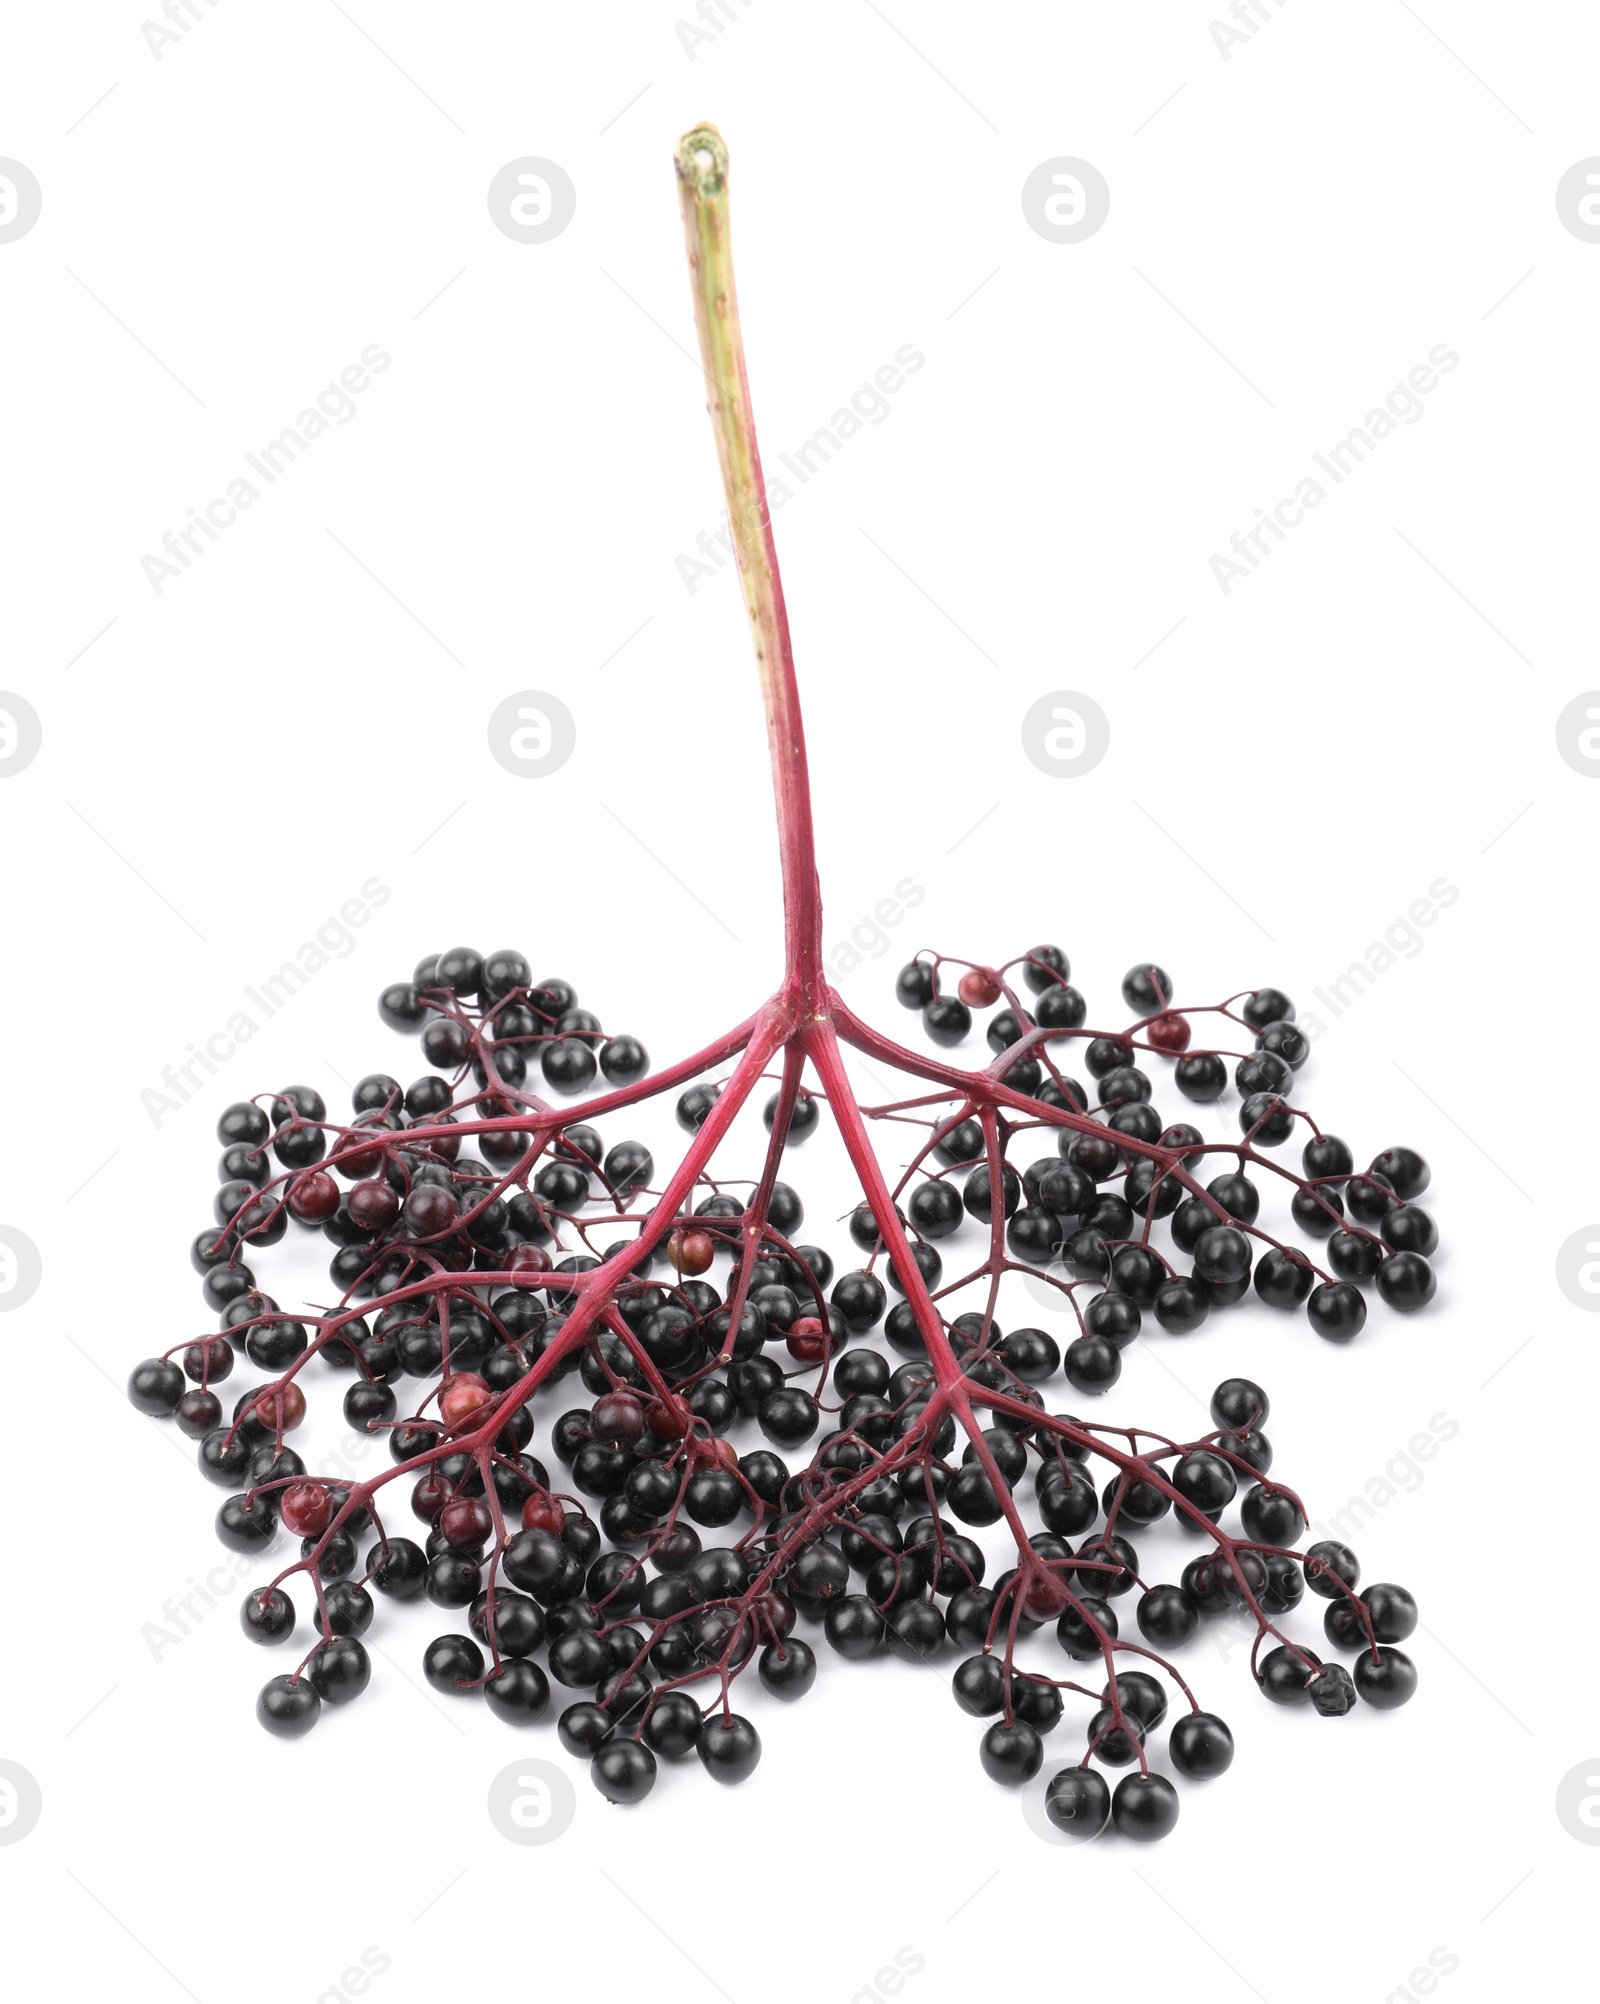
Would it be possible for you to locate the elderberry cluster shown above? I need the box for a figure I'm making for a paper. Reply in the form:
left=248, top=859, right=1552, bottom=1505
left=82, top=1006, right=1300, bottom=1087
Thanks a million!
left=878, top=946, right=1440, bottom=1382
left=124, top=935, right=1425, bottom=1832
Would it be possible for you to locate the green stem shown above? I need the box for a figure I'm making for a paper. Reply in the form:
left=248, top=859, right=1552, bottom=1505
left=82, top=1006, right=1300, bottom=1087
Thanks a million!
left=675, top=124, right=824, bottom=997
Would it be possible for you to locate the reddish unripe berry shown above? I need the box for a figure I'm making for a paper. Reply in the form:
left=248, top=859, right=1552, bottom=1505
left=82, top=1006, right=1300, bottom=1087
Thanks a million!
left=668, top=1227, right=715, bottom=1276
left=1022, top=1570, right=1070, bottom=1618
left=440, top=1496, right=493, bottom=1548
left=1147, top=1013, right=1192, bottom=1054
left=753, top=1589, right=795, bottom=1638
left=786, top=1318, right=829, bottom=1363
left=287, top=1171, right=340, bottom=1223
left=958, top=968, right=1002, bottom=1007
left=412, top=1471, right=454, bottom=1522
left=592, top=1392, right=646, bottom=1447
left=183, top=1336, right=233, bottom=1384
left=348, top=1179, right=400, bottom=1231
left=279, top=1480, right=333, bottom=1537
left=404, top=1184, right=458, bottom=1236
left=251, top=1384, right=306, bottom=1432
left=508, top=1245, right=551, bottom=1286
left=335, top=1129, right=387, bottom=1179
left=521, top=1492, right=565, bottom=1535
left=647, top=1396, right=691, bottom=1442
left=439, top=1373, right=492, bottom=1426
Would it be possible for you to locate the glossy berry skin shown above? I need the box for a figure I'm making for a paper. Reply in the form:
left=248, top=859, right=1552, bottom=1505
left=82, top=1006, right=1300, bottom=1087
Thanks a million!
left=256, top=1675, right=320, bottom=1738
left=1360, top=1582, right=1418, bottom=1642
left=592, top=1738, right=656, bottom=1802
left=1173, top=1051, right=1226, bottom=1102
left=1044, top=1766, right=1110, bottom=1838
left=1103, top=1672, right=1166, bottom=1730
left=1086, top=1705, right=1145, bottom=1765
left=1291, top=1187, right=1344, bottom=1237
left=176, top=1389, right=222, bottom=1438
left=979, top=1720, right=1043, bottom=1785
left=1021, top=945, right=1069, bottom=991
left=323, top=1582, right=374, bottom=1637
left=1355, top=1646, right=1417, bottom=1708
left=1172, top=1452, right=1235, bottom=1515
left=128, top=1359, right=185, bottom=1416
left=1240, top=1484, right=1305, bottom=1544
left=1052, top=1593, right=1115, bottom=1659
left=1240, top=1092, right=1294, bottom=1145
left=922, top=997, right=971, bottom=1046
left=1111, top=1773, right=1179, bottom=1840
left=216, top=1494, right=277, bottom=1553
left=1254, top=1249, right=1315, bottom=1309
left=1345, top=1174, right=1397, bottom=1226
left=895, top=960, right=937, bottom=1009
left=1211, top=1377, right=1269, bottom=1429
left=1304, top=1540, right=1360, bottom=1598
left=1260, top=1553, right=1301, bottom=1614
left=1372, top=1146, right=1430, bottom=1200
left=1306, top=1282, right=1367, bottom=1343
left=1383, top=1205, right=1438, bottom=1256
left=698, top=1714, right=762, bottom=1783
left=1064, top=1335, right=1121, bottom=1394
left=1257, top=1019, right=1309, bottom=1068
left=758, top=1638, right=817, bottom=1700
left=485, top=1659, right=551, bottom=1724
left=1121, top=963, right=1172, bottom=1013
left=1152, top=1279, right=1209, bottom=1335
left=240, top=1587, right=295, bottom=1645
left=1260, top=1645, right=1322, bottom=1704
left=1084, top=1291, right=1141, bottom=1348
left=1242, top=988, right=1294, bottom=1030
left=908, top=1179, right=964, bottom=1239
left=1169, top=1711, right=1234, bottom=1777
left=422, top=1633, right=484, bottom=1693
left=557, top=1702, right=614, bottom=1758
left=369, top=1539, right=427, bottom=1600
left=309, top=1637, right=371, bottom=1704
left=470, top=1590, right=546, bottom=1658
left=1376, top=1252, right=1436, bottom=1312
left=1136, top=1585, right=1197, bottom=1649
left=599, top=1036, right=649, bottom=1083
left=952, top=1654, right=1006, bottom=1717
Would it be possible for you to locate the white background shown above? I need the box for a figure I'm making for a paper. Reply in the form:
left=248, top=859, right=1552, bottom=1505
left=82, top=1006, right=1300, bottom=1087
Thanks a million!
left=1, top=3, right=1595, bottom=2000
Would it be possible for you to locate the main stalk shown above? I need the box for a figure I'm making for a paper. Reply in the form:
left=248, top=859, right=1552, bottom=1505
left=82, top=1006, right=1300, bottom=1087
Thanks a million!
left=674, top=125, right=825, bottom=998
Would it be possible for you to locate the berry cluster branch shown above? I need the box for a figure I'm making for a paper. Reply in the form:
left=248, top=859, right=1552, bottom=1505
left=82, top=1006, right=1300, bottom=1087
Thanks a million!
left=128, top=123, right=1429, bottom=1838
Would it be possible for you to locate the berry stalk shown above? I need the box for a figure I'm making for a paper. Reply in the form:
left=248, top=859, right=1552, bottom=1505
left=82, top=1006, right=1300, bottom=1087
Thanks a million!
left=675, top=124, right=824, bottom=996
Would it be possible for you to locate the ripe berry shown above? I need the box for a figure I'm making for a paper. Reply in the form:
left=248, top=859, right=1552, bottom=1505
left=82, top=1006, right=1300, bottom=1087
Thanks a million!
left=1169, top=1710, right=1233, bottom=1776
left=979, top=1720, right=1043, bottom=1785
left=1111, top=1773, right=1179, bottom=1840
left=592, top=1738, right=656, bottom=1802
left=257, top=1675, right=320, bottom=1738
left=1355, top=1645, right=1417, bottom=1708
left=1044, top=1766, right=1110, bottom=1838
